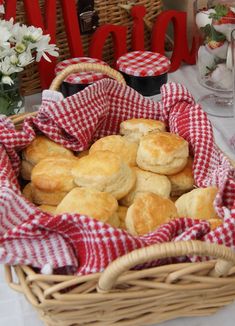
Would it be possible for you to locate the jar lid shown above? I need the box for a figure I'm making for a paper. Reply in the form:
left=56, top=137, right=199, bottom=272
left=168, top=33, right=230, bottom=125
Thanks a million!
left=55, top=57, right=109, bottom=84
left=116, top=51, right=171, bottom=77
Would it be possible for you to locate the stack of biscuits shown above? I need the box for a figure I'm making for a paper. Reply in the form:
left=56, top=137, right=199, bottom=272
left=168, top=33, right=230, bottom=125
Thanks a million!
left=21, top=119, right=222, bottom=236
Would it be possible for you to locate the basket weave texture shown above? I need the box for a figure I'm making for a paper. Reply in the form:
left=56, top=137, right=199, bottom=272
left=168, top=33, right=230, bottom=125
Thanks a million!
left=2, top=64, right=235, bottom=326
left=5, top=242, right=235, bottom=326
left=15, top=0, right=163, bottom=96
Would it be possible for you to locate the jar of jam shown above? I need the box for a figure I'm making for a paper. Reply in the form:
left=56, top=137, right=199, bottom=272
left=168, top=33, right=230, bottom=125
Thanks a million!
left=55, top=57, right=109, bottom=97
left=116, top=51, right=171, bottom=97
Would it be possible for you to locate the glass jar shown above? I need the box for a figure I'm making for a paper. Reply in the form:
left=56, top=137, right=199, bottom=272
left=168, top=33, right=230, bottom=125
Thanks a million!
left=195, top=0, right=235, bottom=92
left=116, top=51, right=171, bottom=98
left=55, top=57, right=109, bottom=98
left=0, top=75, right=24, bottom=116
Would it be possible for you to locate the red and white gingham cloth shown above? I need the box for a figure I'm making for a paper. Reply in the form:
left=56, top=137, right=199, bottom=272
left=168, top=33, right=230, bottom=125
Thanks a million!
left=0, top=80, right=235, bottom=276
left=116, top=51, right=171, bottom=77
left=55, top=57, right=108, bottom=84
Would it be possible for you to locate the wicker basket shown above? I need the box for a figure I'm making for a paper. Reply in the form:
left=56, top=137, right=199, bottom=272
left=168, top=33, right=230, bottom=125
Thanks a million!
left=6, top=63, right=235, bottom=326
left=14, top=0, right=163, bottom=96
left=5, top=241, right=235, bottom=326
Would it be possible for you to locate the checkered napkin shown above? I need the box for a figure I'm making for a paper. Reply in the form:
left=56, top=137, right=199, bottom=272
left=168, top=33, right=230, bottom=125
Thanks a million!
left=0, top=80, right=235, bottom=276
left=116, top=51, right=170, bottom=77
left=55, top=57, right=108, bottom=84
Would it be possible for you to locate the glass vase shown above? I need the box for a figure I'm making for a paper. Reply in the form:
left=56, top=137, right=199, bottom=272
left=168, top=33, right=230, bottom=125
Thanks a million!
left=194, top=0, right=235, bottom=117
left=0, top=75, right=24, bottom=116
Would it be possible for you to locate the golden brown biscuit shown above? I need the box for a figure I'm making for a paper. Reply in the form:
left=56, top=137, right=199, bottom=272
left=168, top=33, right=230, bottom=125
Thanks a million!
left=208, top=218, right=223, bottom=230
left=168, top=157, right=194, bottom=196
left=120, top=118, right=166, bottom=143
left=38, top=205, right=57, bottom=215
left=76, top=150, right=89, bottom=159
left=20, top=160, right=34, bottom=181
left=175, top=187, right=219, bottom=220
left=31, top=184, right=66, bottom=205
left=89, top=135, right=138, bottom=166
left=72, top=150, right=136, bottom=200
left=22, top=135, right=74, bottom=166
left=120, top=167, right=171, bottom=207
left=21, top=135, right=75, bottom=181
left=170, top=196, right=179, bottom=203
left=55, top=188, right=119, bottom=227
left=22, top=182, right=33, bottom=202
left=31, top=157, right=77, bottom=193
left=136, top=132, right=189, bottom=175
left=109, top=213, right=120, bottom=228
left=126, top=192, right=178, bottom=235
left=117, top=206, right=128, bottom=229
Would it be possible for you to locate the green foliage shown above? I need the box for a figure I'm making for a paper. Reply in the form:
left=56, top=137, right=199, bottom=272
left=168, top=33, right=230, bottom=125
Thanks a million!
left=0, top=95, right=10, bottom=115
left=200, top=24, right=226, bottom=43
left=0, top=79, right=24, bottom=116
left=209, top=4, right=229, bottom=21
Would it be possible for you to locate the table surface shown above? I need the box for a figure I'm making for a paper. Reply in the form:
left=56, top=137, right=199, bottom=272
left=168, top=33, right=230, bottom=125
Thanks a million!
left=0, top=64, right=235, bottom=326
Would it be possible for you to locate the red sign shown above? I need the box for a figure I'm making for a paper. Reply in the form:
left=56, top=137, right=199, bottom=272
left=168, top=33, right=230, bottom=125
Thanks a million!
left=4, top=1, right=196, bottom=89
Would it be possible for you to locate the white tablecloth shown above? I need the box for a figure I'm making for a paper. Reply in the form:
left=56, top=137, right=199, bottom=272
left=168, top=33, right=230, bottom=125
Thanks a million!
left=0, top=65, right=235, bottom=326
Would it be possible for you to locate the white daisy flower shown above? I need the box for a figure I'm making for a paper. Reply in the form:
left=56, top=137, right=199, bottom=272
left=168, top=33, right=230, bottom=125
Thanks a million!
left=35, top=36, right=59, bottom=62
left=24, top=26, right=43, bottom=43
left=18, top=51, right=34, bottom=67
left=0, top=26, right=11, bottom=48
left=1, top=75, right=14, bottom=85
left=0, top=18, right=59, bottom=84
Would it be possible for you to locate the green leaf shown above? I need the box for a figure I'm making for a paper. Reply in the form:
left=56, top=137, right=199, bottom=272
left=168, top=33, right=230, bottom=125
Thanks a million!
left=210, top=24, right=226, bottom=42
left=201, top=24, right=226, bottom=43
left=0, top=96, right=11, bottom=116
left=209, top=4, right=229, bottom=21
left=200, top=24, right=212, bottom=38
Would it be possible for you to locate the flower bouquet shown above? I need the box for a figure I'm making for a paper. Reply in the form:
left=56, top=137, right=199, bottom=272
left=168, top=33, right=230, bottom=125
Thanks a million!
left=0, top=17, right=59, bottom=116
left=195, top=2, right=235, bottom=91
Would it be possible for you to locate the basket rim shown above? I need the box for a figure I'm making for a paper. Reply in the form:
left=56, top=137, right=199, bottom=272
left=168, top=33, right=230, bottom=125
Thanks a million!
left=5, top=240, right=235, bottom=291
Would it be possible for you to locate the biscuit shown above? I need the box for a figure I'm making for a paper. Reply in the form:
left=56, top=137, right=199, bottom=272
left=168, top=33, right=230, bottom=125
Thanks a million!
left=126, top=192, right=178, bottom=235
left=120, top=118, right=166, bottom=143
left=76, top=150, right=89, bottom=159
left=120, top=167, right=171, bottom=207
left=117, top=206, right=128, bottom=229
left=175, top=187, right=218, bottom=220
left=89, top=135, right=138, bottom=166
left=31, top=183, right=66, bottom=205
left=209, top=218, right=223, bottom=230
left=22, top=135, right=74, bottom=166
left=72, top=150, right=136, bottom=200
left=20, top=160, right=34, bottom=181
left=31, top=157, right=77, bottom=193
left=55, top=187, right=119, bottom=227
left=22, top=182, right=33, bottom=202
left=170, top=196, right=179, bottom=203
left=136, top=132, right=189, bottom=175
left=38, top=205, right=57, bottom=215
left=168, top=157, right=194, bottom=196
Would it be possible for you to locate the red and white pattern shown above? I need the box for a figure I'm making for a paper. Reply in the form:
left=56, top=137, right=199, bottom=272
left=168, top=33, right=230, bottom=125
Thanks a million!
left=116, top=51, right=171, bottom=77
left=55, top=57, right=108, bottom=84
left=0, top=80, right=235, bottom=275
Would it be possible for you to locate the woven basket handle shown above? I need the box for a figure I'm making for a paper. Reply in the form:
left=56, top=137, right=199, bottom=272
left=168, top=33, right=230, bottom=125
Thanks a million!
left=49, top=62, right=126, bottom=91
left=97, top=240, right=235, bottom=293
left=10, top=62, right=126, bottom=125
